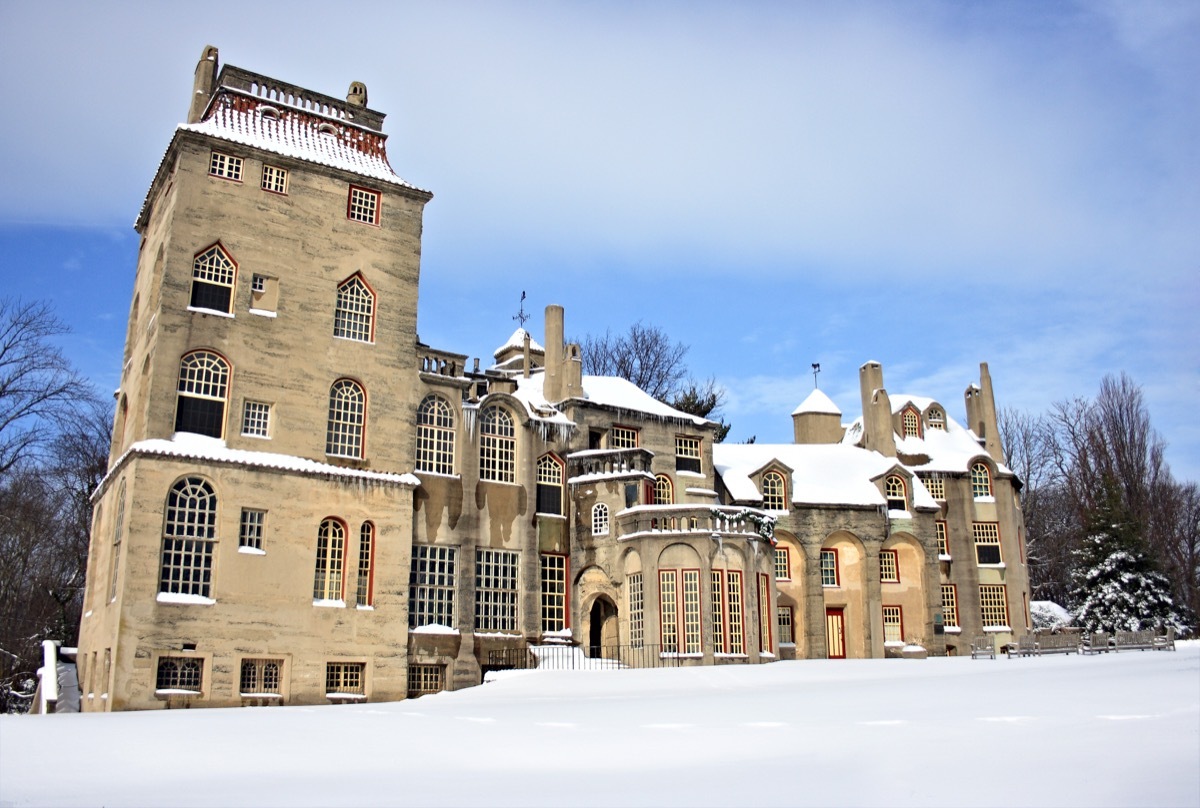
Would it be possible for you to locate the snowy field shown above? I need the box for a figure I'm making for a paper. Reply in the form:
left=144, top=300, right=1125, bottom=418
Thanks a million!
left=2, top=644, right=1198, bottom=808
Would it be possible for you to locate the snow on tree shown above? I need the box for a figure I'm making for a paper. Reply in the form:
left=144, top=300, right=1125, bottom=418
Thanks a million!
left=1030, top=600, right=1072, bottom=632
left=1069, top=480, right=1186, bottom=634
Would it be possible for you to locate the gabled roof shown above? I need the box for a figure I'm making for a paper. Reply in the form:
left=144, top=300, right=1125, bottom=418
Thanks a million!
left=506, top=372, right=711, bottom=429
left=494, top=328, right=545, bottom=358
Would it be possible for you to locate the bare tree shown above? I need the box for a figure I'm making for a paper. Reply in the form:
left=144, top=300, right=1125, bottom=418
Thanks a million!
left=579, top=322, right=689, bottom=402
left=0, top=299, right=91, bottom=476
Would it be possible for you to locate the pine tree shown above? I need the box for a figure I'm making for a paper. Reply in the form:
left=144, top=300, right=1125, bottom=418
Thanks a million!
left=1069, top=479, right=1185, bottom=633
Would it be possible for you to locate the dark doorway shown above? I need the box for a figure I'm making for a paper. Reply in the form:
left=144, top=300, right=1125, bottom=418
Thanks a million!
left=589, top=597, right=618, bottom=658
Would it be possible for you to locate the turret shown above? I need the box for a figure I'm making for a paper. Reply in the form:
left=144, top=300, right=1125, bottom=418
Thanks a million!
left=792, top=388, right=843, bottom=444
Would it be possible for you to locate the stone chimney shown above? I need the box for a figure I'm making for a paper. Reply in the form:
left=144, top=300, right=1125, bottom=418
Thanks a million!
left=965, top=362, right=1005, bottom=463
left=858, top=361, right=896, bottom=457
left=347, top=81, right=368, bottom=108
left=544, top=305, right=565, bottom=402
left=188, top=45, right=219, bottom=124
left=564, top=342, right=583, bottom=399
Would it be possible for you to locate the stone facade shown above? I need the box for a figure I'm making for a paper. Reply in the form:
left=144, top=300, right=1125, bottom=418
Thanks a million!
left=75, top=48, right=1030, bottom=711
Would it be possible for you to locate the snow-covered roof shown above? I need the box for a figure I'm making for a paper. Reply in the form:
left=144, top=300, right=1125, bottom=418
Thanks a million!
left=494, top=328, right=545, bottom=358
left=713, top=443, right=938, bottom=509
left=792, top=388, right=841, bottom=416
left=890, top=394, right=938, bottom=414
left=578, top=376, right=711, bottom=426
left=103, top=435, right=420, bottom=491
left=840, top=407, right=1010, bottom=476
left=179, top=88, right=426, bottom=190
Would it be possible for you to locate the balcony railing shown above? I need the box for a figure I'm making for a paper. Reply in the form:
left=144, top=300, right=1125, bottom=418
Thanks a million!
left=567, top=448, right=655, bottom=483
left=616, top=504, right=775, bottom=543
left=417, top=347, right=467, bottom=378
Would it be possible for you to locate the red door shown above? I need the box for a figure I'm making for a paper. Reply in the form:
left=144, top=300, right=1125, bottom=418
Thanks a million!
left=825, top=608, right=846, bottom=659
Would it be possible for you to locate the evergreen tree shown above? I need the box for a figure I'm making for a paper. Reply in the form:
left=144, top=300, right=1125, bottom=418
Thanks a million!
left=1069, top=479, right=1185, bottom=633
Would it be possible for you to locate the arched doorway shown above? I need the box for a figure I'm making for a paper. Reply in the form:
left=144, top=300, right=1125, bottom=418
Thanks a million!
left=589, top=597, right=619, bottom=658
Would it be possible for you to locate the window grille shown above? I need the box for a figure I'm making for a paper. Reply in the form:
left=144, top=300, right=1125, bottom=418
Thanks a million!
left=326, top=379, right=365, bottom=458
left=416, top=396, right=454, bottom=474
left=474, top=549, right=519, bottom=631
left=409, top=545, right=456, bottom=628
left=160, top=477, right=216, bottom=597
left=313, top=519, right=345, bottom=600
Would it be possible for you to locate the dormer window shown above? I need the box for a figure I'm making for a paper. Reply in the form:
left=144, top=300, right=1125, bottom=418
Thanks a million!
left=901, top=407, right=921, bottom=438
left=971, top=462, right=993, bottom=498
left=761, top=471, right=787, bottom=511
left=884, top=475, right=907, bottom=511
left=926, top=407, right=945, bottom=430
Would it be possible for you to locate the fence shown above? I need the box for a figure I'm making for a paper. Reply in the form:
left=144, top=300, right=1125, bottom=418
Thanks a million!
left=486, top=643, right=756, bottom=673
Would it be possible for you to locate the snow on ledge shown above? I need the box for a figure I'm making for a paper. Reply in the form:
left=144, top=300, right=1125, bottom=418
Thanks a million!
left=983, top=625, right=1013, bottom=633
left=186, top=306, right=234, bottom=319
left=411, top=623, right=459, bottom=635
left=313, top=599, right=345, bottom=608
left=238, top=546, right=266, bottom=556
left=106, top=434, right=420, bottom=490
left=685, top=487, right=719, bottom=497
left=157, top=592, right=215, bottom=606
left=248, top=308, right=277, bottom=318
left=943, top=626, right=962, bottom=634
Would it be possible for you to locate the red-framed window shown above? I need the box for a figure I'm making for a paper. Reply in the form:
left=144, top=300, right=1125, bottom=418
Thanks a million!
left=313, top=518, right=346, bottom=601
left=973, top=522, right=1002, bottom=565
left=659, top=569, right=701, bottom=654
left=540, top=553, right=568, bottom=633
left=882, top=605, right=904, bottom=644
left=347, top=185, right=380, bottom=225
left=901, top=406, right=921, bottom=438
left=536, top=454, right=565, bottom=515
left=757, top=573, right=773, bottom=653
left=653, top=474, right=674, bottom=505
left=627, top=572, right=644, bottom=648
left=774, top=546, right=790, bottom=580
left=936, top=521, right=949, bottom=556
left=710, top=570, right=745, bottom=655
left=355, top=521, right=374, bottom=607
left=777, top=605, right=794, bottom=645
left=326, top=378, right=366, bottom=459
left=820, top=549, right=839, bottom=587
left=885, top=475, right=907, bottom=511
left=941, top=584, right=959, bottom=628
left=333, top=273, right=376, bottom=343
left=980, top=584, right=1010, bottom=627
left=879, top=549, right=899, bottom=583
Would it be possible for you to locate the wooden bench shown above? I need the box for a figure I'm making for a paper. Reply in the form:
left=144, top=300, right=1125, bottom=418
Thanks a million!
left=970, top=636, right=995, bottom=659
left=1154, top=627, right=1176, bottom=651
left=1081, top=632, right=1111, bottom=654
left=1006, top=635, right=1037, bottom=658
left=1113, top=629, right=1157, bottom=651
left=1034, top=633, right=1079, bottom=655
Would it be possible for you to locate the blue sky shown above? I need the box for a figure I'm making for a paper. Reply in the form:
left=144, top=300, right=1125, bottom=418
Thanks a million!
left=1, top=1, right=1197, bottom=480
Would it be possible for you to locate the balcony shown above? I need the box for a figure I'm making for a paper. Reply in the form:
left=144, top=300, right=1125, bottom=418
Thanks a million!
left=616, top=504, right=775, bottom=544
left=567, top=448, right=655, bottom=484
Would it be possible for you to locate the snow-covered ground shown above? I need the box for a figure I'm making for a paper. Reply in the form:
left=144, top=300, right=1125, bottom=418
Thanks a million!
left=3, top=644, right=1198, bottom=807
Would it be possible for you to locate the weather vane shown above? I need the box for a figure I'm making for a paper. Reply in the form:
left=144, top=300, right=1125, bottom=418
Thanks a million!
left=812, top=362, right=821, bottom=389
left=513, top=291, right=529, bottom=327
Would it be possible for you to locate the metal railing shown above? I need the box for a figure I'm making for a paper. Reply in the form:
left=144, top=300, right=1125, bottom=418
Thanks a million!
left=486, top=643, right=754, bottom=672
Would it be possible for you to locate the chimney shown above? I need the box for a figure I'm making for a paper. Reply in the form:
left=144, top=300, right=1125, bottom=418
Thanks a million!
left=188, top=45, right=219, bottom=124
left=564, top=343, right=583, bottom=399
left=522, top=332, right=531, bottom=379
left=347, top=81, right=368, bottom=108
left=544, top=305, right=565, bottom=402
left=967, top=362, right=1005, bottom=463
left=858, top=361, right=896, bottom=457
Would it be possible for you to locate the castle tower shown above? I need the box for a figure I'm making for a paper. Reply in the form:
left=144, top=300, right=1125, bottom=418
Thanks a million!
left=77, top=47, right=432, bottom=710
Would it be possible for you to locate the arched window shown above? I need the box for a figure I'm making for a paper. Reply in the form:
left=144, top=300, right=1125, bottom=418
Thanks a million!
left=355, top=522, right=374, bottom=607
left=761, top=471, right=787, bottom=511
left=536, top=454, right=564, bottom=515
left=190, top=244, right=236, bottom=313
left=333, top=274, right=375, bottom=342
left=885, top=475, right=907, bottom=511
left=479, top=406, right=515, bottom=482
left=313, top=518, right=346, bottom=601
left=175, top=351, right=230, bottom=438
left=109, top=480, right=126, bottom=602
left=326, top=379, right=365, bottom=458
left=592, top=503, right=610, bottom=536
left=160, top=477, right=217, bottom=598
left=654, top=474, right=674, bottom=505
left=971, top=462, right=993, bottom=498
left=416, top=396, right=454, bottom=474
left=926, top=407, right=945, bottom=431
left=901, top=407, right=921, bottom=438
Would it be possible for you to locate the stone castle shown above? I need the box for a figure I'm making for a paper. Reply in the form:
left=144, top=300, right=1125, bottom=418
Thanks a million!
left=76, top=47, right=1030, bottom=710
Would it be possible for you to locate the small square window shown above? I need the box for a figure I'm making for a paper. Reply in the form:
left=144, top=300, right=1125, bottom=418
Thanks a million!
left=239, top=509, right=266, bottom=551
left=924, top=476, right=945, bottom=500
left=675, top=436, right=701, bottom=474
left=261, top=164, right=288, bottom=194
left=348, top=186, right=380, bottom=225
left=407, top=664, right=444, bottom=698
left=251, top=274, right=266, bottom=293
left=242, top=401, right=271, bottom=438
left=209, top=151, right=243, bottom=181
left=610, top=426, right=638, bottom=449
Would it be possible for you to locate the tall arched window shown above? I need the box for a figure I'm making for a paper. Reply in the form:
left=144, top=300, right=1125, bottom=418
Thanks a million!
left=592, top=503, right=610, bottom=536
left=355, top=522, right=374, bottom=607
left=901, top=407, right=921, bottom=438
left=536, top=454, right=564, bottom=515
left=108, top=480, right=127, bottom=602
left=416, top=395, right=454, bottom=474
left=313, top=518, right=346, bottom=601
left=190, top=244, right=236, bottom=313
left=971, top=462, right=993, bottom=498
left=175, top=351, right=230, bottom=438
left=654, top=474, right=674, bottom=505
left=885, top=475, right=907, bottom=511
left=160, top=477, right=217, bottom=598
left=326, top=379, right=366, bottom=458
left=761, top=471, right=787, bottom=511
left=479, top=406, right=515, bottom=482
left=333, top=274, right=375, bottom=343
